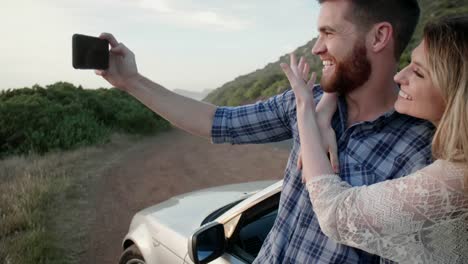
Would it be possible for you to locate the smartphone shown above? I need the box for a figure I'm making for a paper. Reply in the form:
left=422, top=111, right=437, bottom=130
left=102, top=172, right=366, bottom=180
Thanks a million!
left=72, top=34, right=109, bottom=70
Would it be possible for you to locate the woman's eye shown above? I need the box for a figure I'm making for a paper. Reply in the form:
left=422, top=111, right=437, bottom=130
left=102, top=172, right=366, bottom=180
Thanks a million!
left=413, top=70, right=424, bottom=78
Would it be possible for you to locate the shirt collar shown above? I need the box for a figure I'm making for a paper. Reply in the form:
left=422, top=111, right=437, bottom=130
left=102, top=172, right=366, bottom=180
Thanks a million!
left=334, top=95, right=399, bottom=136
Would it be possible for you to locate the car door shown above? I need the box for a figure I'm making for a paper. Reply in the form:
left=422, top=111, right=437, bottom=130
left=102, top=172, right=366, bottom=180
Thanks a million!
left=223, top=193, right=279, bottom=263
left=185, top=182, right=281, bottom=264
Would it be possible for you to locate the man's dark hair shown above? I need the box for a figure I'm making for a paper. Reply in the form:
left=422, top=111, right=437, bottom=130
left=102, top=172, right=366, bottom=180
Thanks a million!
left=318, top=0, right=420, bottom=60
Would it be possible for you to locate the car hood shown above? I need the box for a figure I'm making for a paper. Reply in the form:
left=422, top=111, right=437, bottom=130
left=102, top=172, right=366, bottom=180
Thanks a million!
left=134, top=180, right=276, bottom=239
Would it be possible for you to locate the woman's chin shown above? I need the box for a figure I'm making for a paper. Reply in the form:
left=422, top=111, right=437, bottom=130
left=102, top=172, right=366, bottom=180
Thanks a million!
left=395, top=100, right=433, bottom=123
left=394, top=100, right=418, bottom=119
left=394, top=99, right=408, bottom=115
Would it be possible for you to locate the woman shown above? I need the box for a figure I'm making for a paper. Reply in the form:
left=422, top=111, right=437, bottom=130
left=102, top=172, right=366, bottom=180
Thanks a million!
left=281, top=16, right=468, bottom=263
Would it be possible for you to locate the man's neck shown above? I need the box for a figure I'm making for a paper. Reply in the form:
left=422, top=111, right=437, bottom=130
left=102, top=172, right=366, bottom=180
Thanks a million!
left=345, top=70, right=399, bottom=127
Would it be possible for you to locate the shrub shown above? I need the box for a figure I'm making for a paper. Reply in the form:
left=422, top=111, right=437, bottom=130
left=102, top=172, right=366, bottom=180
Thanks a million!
left=0, top=83, right=170, bottom=157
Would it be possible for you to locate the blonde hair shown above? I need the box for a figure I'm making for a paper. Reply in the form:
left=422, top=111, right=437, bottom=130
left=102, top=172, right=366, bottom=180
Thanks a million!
left=425, top=16, right=468, bottom=187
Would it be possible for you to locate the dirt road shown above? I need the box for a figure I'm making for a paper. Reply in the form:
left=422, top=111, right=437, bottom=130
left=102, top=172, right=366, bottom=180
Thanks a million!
left=81, top=128, right=291, bottom=263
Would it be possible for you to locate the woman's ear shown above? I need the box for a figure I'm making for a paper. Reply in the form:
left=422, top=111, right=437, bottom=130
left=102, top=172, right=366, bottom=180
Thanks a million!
left=368, top=22, right=393, bottom=53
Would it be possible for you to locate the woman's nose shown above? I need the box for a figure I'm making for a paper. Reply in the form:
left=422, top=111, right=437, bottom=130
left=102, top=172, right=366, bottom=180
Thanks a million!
left=394, top=66, right=409, bottom=85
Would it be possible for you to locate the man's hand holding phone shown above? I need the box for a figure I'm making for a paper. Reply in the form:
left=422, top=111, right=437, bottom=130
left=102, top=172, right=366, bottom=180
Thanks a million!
left=73, top=32, right=219, bottom=139
left=94, top=33, right=140, bottom=91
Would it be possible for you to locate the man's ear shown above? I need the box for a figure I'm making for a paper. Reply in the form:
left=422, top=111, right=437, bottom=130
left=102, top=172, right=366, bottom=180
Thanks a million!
left=368, top=22, right=393, bottom=53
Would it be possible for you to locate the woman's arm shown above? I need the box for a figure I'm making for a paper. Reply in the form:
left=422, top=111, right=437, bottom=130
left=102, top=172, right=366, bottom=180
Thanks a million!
left=280, top=55, right=467, bottom=262
left=296, top=102, right=336, bottom=177
left=305, top=161, right=467, bottom=262
left=280, top=55, right=335, bottom=177
left=315, top=93, right=339, bottom=172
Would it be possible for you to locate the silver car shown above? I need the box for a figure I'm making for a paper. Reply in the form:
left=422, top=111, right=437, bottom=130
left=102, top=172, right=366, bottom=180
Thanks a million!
left=119, top=180, right=282, bottom=264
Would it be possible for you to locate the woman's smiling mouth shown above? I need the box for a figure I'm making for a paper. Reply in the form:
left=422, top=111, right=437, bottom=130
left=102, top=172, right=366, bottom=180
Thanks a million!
left=399, top=89, right=413, bottom=100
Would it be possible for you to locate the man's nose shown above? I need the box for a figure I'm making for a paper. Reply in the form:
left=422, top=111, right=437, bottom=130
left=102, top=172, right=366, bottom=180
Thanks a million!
left=312, top=37, right=326, bottom=55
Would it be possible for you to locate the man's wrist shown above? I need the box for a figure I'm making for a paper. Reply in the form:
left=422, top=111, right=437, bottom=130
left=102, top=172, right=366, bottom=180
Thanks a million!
left=123, top=73, right=144, bottom=92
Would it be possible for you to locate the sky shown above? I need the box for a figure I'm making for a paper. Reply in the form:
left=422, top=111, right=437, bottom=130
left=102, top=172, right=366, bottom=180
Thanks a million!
left=0, top=0, right=320, bottom=92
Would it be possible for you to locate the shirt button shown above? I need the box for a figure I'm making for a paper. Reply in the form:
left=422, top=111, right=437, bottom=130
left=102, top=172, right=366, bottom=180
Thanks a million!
left=354, top=164, right=361, bottom=171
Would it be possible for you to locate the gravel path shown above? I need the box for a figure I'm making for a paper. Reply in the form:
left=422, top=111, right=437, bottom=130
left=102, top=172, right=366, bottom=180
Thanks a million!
left=81, top=128, right=291, bottom=263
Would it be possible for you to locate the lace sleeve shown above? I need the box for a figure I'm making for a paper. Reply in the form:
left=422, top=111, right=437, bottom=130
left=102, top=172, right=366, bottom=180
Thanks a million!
left=306, top=160, right=468, bottom=263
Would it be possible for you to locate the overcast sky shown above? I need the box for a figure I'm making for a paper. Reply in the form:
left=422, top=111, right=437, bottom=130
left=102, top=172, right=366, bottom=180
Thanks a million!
left=0, top=0, right=320, bottom=92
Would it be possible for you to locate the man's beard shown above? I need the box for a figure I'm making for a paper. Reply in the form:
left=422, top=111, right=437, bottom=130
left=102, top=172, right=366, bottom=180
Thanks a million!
left=321, top=41, right=372, bottom=95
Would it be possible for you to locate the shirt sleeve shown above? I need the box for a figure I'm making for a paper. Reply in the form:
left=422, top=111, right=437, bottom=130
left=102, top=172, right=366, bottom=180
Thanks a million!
left=210, top=89, right=294, bottom=144
left=305, top=160, right=468, bottom=263
left=211, top=86, right=323, bottom=145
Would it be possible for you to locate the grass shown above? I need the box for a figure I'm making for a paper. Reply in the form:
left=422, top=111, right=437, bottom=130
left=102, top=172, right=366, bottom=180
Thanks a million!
left=0, top=133, right=140, bottom=264
left=0, top=155, right=71, bottom=263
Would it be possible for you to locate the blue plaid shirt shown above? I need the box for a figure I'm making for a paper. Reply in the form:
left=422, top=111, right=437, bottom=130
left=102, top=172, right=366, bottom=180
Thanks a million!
left=211, top=87, right=435, bottom=264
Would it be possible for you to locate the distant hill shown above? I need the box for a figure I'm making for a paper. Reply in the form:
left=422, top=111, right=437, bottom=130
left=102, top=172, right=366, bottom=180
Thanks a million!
left=204, top=0, right=468, bottom=106
left=173, top=88, right=212, bottom=101
left=401, top=0, right=468, bottom=64
left=203, top=39, right=321, bottom=106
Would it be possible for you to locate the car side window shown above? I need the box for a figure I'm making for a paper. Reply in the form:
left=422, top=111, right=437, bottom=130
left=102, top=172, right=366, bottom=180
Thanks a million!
left=201, top=198, right=246, bottom=226
left=226, top=193, right=280, bottom=263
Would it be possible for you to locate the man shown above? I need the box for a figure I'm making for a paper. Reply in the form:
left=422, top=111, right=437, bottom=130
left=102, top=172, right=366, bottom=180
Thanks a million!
left=95, top=0, right=434, bottom=262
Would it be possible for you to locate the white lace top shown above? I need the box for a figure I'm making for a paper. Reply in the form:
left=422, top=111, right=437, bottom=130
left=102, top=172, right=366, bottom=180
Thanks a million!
left=306, top=160, right=468, bottom=264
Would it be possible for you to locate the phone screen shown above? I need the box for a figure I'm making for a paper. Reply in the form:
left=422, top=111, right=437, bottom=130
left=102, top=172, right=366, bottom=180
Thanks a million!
left=72, top=34, right=109, bottom=70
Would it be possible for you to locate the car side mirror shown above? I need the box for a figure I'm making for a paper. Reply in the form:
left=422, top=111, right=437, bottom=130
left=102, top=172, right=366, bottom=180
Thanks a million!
left=188, top=222, right=226, bottom=264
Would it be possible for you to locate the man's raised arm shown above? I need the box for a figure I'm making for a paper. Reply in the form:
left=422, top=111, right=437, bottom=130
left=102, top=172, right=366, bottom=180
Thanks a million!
left=95, top=33, right=217, bottom=139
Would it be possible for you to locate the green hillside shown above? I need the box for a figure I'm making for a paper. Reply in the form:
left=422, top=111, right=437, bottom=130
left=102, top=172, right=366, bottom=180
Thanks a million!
left=0, top=82, right=171, bottom=157
left=402, top=0, right=468, bottom=65
left=203, top=40, right=322, bottom=106
left=204, top=0, right=468, bottom=106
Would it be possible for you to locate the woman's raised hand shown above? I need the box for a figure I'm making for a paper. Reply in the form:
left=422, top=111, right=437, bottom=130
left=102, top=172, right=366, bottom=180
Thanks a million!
left=281, top=54, right=339, bottom=175
left=280, top=54, right=317, bottom=107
